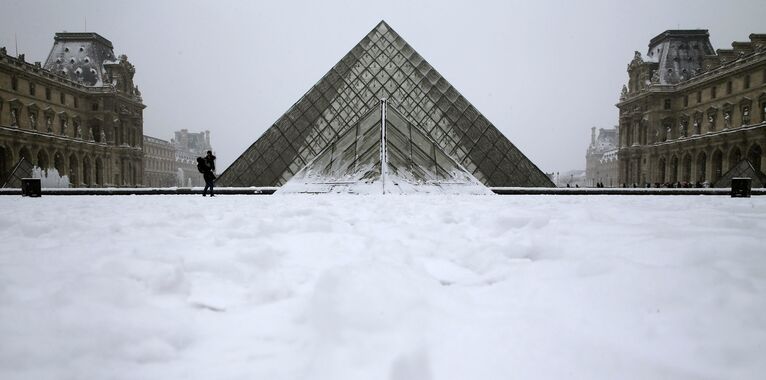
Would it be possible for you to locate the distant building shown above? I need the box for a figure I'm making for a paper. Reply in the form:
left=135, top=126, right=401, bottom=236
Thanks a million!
left=0, top=32, right=145, bottom=187
left=172, top=129, right=211, bottom=187
left=585, top=126, right=619, bottom=187
left=141, top=129, right=213, bottom=187
left=617, top=30, right=766, bottom=186
left=142, top=135, right=176, bottom=187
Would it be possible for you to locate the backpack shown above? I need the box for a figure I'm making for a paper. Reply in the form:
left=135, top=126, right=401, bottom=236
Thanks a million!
left=196, top=158, right=207, bottom=173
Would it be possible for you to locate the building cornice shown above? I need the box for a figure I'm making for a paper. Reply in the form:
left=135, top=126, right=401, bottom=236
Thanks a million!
left=0, top=49, right=144, bottom=107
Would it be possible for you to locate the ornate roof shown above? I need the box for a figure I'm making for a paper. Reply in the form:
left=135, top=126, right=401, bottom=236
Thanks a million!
left=44, top=32, right=117, bottom=87
left=646, top=30, right=715, bottom=85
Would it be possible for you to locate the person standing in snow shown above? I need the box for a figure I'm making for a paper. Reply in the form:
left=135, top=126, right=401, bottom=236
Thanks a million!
left=197, top=155, right=216, bottom=197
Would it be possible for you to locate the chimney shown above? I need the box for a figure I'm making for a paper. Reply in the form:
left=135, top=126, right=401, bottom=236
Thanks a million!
left=591, top=127, right=596, bottom=145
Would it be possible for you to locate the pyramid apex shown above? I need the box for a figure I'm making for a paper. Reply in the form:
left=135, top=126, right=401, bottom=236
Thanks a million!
left=375, top=20, right=391, bottom=34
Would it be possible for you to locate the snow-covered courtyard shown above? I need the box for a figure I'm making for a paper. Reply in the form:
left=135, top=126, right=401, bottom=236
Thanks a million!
left=1, top=194, right=765, bottom=380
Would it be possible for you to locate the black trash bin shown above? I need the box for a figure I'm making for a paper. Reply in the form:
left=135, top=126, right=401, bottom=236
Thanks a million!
left=731, top=177, right=751, bottom=198
left=21, top=178, right=42, bottom=197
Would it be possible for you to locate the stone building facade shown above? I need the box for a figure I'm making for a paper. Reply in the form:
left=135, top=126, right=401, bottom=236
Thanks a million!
left=617, top=30, right=766, bottom=187
left=142, top=135, right=176, bottom=187
left=585, top=126, right=619, bottom=187
left=0, top=32, right=145, bottom=187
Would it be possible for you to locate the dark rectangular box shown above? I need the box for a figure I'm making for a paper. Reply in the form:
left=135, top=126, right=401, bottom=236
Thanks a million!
left=731, top=177, right=752, bottom=198
left=21, top=178, right=42, bottom=197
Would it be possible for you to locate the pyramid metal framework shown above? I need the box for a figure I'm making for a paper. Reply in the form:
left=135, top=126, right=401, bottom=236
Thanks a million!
left=218, top=21, right=553, bottom=188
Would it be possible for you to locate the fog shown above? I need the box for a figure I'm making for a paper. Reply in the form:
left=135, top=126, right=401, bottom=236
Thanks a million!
left=2, top=0, right=764, bottom=173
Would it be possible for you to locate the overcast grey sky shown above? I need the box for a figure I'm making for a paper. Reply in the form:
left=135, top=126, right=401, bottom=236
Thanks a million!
left=2, top=0, right=765, bottom=172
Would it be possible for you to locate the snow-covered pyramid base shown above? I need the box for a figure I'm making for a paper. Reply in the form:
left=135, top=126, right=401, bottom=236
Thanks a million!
left=277, top=100, right=492, bottom=195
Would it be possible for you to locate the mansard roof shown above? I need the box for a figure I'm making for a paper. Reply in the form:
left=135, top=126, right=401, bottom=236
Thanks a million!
left=44, top=32, right=118, bottom=87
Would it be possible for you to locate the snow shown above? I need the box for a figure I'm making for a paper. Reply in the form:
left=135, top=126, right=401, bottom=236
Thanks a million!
left=1, top=194, right=765, bottom=380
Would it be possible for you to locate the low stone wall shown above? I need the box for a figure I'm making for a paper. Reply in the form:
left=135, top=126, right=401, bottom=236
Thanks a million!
left=0, top=187, right=277, bottom=195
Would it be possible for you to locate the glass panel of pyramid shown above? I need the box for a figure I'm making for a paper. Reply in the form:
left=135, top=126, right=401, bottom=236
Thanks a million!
left=219, top=21, right=553, bottom=188
left=277, top=100, right=491, bottom=194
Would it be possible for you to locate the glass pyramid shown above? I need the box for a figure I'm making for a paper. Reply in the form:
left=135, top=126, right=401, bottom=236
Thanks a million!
left=218, top=21, right=553, bottom=188
left=277, top=99, right=491, bottom=194
left=713, top=160, right=766, bottom=188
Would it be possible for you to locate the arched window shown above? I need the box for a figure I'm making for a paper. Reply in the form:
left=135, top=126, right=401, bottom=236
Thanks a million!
left=670, top=156, right=679, bottom=183
left=69, top=154, right=79, bottom=188
left=682, top=154, right=692, bottom=182
left=36, top=150, right=49, bottom=172
left=53, top=152, right=65, bottom=176
left=697, top=152, right=707, bottom=183
left=19, top=147, right=32, bottom=164
left=729, top=147, right=742, bottom=170
left=658, top=157, right=666, bottom=183
left=83, top=157, right=92, bottom=187
left=95, top=158, right=103, bottom=186
left=748, top=144, right=763, bottom=173
left=0, top=145, right=9, bottom=178
left=712, top=150, right=723, bottom=182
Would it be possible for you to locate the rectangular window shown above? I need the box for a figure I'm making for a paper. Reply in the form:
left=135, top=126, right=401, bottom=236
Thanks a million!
left=74, top=96, right=79, bottom=108
left=744, top=74, right=750, bottom=89
left=697, top=91, right=702, bottom=103
left=92, top=103, right=99, bottom=111
left=684, top=95, right=689, bottom=107
left=60, top=92, right=65, bottom=105
left=45, top=87, right=51, bottom=100
left=726, top=81, right=732, bottom=94
left=29, top=82, right=35, bottom=96
left=11, top=76, right=18, bottom=91
left=664, top=99, right=671, bottom=110
left=711, top=86, right=717, bottom=99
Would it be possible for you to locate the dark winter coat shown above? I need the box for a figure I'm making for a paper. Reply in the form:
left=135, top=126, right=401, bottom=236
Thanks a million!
left=205, top=154, right=216, bottom=172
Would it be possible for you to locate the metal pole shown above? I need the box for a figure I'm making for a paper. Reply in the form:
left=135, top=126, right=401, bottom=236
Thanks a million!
left=380, top=98, right=388, bottom=194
